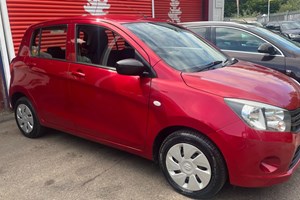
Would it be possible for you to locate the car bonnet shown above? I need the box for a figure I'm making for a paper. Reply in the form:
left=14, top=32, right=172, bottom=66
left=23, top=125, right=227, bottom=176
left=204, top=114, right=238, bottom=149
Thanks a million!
left=181, top=61, right=300, bottom=110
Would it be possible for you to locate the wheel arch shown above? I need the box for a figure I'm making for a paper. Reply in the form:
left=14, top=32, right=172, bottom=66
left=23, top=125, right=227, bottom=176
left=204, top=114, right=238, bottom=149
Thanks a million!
left=10, top=92, right=26, bottom=109
left=157, top=127, right=229, bottom=198
left=10, top=90, right=43, bottom=126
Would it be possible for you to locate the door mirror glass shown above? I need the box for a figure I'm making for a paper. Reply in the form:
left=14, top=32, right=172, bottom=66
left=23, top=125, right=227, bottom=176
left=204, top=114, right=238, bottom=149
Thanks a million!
left=116, top=59, right=145, bottom=76
left=258, top=43, right=276, bottom=55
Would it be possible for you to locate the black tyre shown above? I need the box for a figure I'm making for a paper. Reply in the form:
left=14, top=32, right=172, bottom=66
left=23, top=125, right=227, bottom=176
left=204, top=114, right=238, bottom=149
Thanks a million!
left=14, top=97, right=45, bottom=138
left=159, top=130, right=227, bottom=199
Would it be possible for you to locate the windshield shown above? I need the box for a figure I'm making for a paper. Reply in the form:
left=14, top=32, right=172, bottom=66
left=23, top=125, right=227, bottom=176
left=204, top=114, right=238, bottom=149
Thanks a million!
left=251, top=26, right=300, bottom=51
left=281, top=22, right=300, bottom=31
left=124, top=22, right=227, bottom=72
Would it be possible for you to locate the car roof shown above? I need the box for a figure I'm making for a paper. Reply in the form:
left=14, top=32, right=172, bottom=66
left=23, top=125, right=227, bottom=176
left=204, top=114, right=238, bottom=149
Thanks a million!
left=280, top=21, right=299, bottom=24
left=267, top=21, right=298, bottom=25
left=180, top=21, right=257, bottom=29
left=29, top=15, right=164, bottom=28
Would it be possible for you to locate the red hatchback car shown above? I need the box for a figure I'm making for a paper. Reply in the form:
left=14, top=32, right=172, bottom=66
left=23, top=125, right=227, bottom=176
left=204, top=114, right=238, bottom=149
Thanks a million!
left=9, top=16, right=300, bottom=199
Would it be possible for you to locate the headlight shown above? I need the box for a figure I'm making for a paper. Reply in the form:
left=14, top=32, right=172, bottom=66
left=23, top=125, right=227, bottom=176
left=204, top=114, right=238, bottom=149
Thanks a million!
left=225, top=98, right=291, bottom=132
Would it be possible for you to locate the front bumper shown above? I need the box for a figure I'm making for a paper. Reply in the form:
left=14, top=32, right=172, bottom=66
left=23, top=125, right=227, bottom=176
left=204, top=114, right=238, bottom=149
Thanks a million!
left=213, top=120, right=300, bottom=187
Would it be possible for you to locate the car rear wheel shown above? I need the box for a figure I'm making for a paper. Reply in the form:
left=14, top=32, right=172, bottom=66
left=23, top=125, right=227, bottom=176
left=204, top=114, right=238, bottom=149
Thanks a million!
left=159, top=130, right=227, bottom=199
left=15, top=97, right=45, bottom=138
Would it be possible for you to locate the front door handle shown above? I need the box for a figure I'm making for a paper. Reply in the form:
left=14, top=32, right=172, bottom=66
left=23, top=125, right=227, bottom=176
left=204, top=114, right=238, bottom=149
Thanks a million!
left=71, top=71, right=86, bottom=78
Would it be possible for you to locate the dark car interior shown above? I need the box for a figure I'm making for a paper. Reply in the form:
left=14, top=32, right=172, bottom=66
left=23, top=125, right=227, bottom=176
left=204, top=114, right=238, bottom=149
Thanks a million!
left=76, top=25, right=136, bottom=68
left=30, top=25, right=137, bottom=68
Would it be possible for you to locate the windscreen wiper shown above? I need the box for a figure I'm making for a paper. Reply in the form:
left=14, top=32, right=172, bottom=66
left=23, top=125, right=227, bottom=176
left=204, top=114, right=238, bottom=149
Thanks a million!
left=200, top=60, right=223, bottom=71
left=188, top=59, right=233, bottom=73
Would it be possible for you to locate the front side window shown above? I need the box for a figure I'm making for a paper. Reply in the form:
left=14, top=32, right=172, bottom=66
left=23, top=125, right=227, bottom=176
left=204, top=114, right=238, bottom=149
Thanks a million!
left=215, top=27, right=266, bottom=53
left=253, top=26, right=300, bottom=52
left=124, top=22, right=227, bottom=72
left=75, top=25, right=137, bottom=68
left=30, top=25, right=67, bottom=60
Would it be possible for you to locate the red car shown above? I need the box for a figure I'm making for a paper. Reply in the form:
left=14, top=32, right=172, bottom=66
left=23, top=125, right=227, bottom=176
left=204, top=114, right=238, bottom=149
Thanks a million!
left=9, top=16, right=300, bottom=199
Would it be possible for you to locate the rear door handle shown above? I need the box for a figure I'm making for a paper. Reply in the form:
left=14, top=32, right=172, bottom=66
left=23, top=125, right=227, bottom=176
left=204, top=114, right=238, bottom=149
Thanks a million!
left=71, top=71, right=86, bottom=78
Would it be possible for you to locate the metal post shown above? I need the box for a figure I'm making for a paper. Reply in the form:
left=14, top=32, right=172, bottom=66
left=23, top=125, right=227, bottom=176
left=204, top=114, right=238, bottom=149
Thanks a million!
left=152, top=0, right=155, bottom=18
left=0, top=0, right=15, bottom=91
left=268, top=0, right=270, bottom=22
left=0, top=11, right=10, bottom=109
left=236, top=0, right=240, bottom=18
left=0, top=0, right=15, bottom=62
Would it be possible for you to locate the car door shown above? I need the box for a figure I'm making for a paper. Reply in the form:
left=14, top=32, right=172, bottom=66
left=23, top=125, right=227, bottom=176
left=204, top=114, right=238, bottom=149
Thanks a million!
left=212, top=26, right=286, bottom=73
left=25, top=25, right=73, bottom=129
left=68, top=23, right=152, bottom=149
left=286, top=57, right=300, bottom=82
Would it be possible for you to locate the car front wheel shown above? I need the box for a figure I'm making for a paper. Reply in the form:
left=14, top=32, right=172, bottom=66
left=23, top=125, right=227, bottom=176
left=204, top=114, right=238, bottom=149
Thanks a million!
left=159, top=130, right=227, bottom=199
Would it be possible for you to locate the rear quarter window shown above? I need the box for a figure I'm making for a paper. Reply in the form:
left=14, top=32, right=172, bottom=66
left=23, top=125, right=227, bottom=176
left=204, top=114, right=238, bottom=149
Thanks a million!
left=30, top=25, right=67, bottom=60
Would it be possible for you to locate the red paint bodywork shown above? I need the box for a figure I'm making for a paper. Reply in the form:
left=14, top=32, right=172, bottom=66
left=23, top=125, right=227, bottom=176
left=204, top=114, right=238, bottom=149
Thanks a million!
left=9, top=16, right=300, bottom=188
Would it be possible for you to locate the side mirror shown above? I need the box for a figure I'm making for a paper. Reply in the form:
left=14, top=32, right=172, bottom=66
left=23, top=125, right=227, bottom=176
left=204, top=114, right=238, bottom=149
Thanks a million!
left=258, top=43, right=276, bottom=55
left=116, top=59, right=146, bottom=76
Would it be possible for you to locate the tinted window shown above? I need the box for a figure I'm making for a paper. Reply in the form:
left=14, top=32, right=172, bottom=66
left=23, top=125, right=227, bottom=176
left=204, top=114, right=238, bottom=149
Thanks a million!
left=215, top=27, right=266, bottom=53
left=75, top=25, right=137, bottom=68
left=192, top=27, right=208, bottom=38
left=281, top=22, right=300, bottom=31
left=124, top=22, right=227, bottom=72
left=31, top=25, right=68, bottom=60
left=251, top=26, right=300, bottom=52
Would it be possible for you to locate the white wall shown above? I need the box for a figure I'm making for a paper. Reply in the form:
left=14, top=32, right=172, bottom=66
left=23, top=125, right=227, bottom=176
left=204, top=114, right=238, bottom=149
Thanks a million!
left=0, top=0, right=15, bottom=108
left=209, top=0, right=224, bottom=21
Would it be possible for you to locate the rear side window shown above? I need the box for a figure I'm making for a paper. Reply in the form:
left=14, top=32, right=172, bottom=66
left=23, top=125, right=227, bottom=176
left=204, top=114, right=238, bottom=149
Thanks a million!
left=30, top=25, right=67, bottom=60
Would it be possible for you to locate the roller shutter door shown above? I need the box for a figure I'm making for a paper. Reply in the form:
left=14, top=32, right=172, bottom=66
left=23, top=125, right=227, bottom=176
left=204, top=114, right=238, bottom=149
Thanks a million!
left=154, top=0, right=207, bottom=23
left=6, top=0, right=152, bottom=53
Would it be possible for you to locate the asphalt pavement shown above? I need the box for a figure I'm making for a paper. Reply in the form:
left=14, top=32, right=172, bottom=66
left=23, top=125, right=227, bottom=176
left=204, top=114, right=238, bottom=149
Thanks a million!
left=0, top=114, right=299, bottom=200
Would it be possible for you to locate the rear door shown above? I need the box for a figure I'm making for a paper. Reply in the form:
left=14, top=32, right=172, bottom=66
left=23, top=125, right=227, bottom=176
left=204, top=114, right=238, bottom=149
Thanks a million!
left=68, top=23, right=152, bottom=149
left=212, top=26, right=286, bottom=73
left=25, top=25, right=73, bottom=129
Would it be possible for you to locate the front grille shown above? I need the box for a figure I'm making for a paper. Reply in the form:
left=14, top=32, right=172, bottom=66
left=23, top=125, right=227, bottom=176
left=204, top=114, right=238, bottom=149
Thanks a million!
left=289, top=146, right=300, bottom=169
left=290, top=108, right=300, bottom=133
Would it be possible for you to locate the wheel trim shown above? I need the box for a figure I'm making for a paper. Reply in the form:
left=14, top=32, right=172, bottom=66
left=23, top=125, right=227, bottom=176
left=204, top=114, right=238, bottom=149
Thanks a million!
left=16, top=104, right=34, bottom=133
left=166, top=143, right=212, bottom=191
